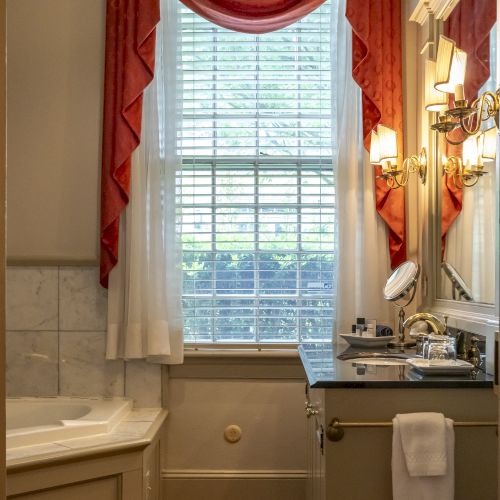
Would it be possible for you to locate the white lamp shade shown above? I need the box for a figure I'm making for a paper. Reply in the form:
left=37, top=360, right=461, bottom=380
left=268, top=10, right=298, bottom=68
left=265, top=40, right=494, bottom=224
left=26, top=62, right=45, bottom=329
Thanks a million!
left=425, top=59, right=448, bottom=111
left=435, top=35, right=467, bottom=94
left=377, top=125, right=398, bottom=162
left=370, top=130, right=380, bottom=164
left=478, top=127, right=497, bottom=161
left=462, top=136, right=479, bottom=168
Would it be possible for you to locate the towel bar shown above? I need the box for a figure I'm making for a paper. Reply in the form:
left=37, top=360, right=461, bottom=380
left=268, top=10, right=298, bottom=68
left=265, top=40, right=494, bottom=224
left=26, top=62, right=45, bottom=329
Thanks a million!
left=326, top=417, right=497, bottom=442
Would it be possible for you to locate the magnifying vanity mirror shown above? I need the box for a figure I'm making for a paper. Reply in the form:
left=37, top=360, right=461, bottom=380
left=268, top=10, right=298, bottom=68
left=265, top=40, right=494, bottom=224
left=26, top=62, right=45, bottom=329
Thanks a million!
left=383, top=261, right=420, bottom=348
left=437, top=1, right=497, bottom=307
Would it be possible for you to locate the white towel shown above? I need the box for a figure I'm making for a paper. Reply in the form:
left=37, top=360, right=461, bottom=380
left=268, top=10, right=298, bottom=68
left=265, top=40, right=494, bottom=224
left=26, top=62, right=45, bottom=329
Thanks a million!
left=392, top=413, right=455, bottom=500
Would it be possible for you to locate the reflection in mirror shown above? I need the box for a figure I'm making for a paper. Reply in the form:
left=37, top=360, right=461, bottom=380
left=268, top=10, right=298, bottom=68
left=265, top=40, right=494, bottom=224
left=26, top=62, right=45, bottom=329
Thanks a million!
left=441, top=261, right=474, bottom=301
left=439, top=0, right=497, bottom=305
left=383, top=261, right=419, bottom=348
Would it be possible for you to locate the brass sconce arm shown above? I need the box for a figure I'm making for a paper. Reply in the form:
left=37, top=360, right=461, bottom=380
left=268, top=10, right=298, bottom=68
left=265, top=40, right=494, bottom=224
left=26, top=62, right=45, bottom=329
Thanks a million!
left=433, top=89, right=500, bottom=146
left=442, top=155, right=485, bottom=189
left=375, top=148, right=427, bottom=190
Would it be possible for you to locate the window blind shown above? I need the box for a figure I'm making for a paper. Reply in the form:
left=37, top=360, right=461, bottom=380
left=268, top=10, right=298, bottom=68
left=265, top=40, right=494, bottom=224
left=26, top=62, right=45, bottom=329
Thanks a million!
left=178, top=2, right=337, bottom=344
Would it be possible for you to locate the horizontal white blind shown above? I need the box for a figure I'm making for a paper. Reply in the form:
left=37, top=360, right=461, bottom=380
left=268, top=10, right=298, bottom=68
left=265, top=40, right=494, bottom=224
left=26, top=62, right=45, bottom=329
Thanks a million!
left=178, top=2, right=336, bottom=343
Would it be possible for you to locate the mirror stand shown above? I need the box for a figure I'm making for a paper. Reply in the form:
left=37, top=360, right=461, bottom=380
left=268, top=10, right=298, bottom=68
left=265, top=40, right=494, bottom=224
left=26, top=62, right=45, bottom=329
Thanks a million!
left=388, top=285, right=418, bottom=349
left=383, top=261, right=420, bottom=350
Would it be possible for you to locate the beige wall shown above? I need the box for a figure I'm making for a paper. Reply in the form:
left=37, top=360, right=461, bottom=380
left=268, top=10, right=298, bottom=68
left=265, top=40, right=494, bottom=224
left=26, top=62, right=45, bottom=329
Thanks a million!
left=164, top=358, right=307, bottom=500
left=6, top=0, right=105, bottom=263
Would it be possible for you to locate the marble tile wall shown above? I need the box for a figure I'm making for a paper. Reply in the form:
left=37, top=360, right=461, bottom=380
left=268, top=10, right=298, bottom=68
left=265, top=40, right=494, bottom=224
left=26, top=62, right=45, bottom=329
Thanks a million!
left=6, top=266, right=162, bottom=407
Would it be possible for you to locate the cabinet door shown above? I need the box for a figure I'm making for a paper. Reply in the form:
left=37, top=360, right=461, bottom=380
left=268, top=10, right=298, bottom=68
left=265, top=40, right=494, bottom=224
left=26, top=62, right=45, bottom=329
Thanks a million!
left=305, top=384, right=325, bottom=500
left=10, top=476, right=120, bottom=500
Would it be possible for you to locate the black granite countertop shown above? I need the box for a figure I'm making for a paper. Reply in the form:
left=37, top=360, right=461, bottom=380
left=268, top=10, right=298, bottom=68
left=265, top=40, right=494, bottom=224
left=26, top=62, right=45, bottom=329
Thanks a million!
left=299, top=343, right=494, bottom=389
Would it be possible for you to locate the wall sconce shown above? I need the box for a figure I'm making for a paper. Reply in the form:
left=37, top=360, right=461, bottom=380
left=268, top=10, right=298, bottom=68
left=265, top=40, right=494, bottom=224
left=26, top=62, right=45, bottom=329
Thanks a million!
left=425, top=59, right=448, bottom=112
left=442, top=127, right=496, bottom=188
left=370, top=125, right=427, bottom=189
left=430, top=35, right=499, bottom=144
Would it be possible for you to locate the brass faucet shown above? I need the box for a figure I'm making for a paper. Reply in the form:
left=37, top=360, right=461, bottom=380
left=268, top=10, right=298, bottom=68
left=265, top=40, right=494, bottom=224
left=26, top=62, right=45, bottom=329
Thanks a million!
left=402, top=312, right=446, bottom=336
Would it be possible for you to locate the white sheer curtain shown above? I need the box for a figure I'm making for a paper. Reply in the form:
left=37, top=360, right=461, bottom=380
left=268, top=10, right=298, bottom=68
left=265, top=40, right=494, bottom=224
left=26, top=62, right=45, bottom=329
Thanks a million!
left=333, top=1, right=393, bottom=338
left=106, top=0, right=184, bottom=364
left=443, top=168, right=496, bottom=304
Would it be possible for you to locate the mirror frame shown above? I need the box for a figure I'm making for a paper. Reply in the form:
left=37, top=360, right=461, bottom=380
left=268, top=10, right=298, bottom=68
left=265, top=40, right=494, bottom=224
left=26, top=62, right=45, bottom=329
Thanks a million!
left=412, top=0, right=499, bottom=365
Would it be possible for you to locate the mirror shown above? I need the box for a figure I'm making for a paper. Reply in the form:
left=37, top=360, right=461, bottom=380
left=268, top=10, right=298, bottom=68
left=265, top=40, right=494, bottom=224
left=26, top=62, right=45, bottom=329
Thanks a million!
left=441, top=262, right=474, bottom=301
left=438, top=1, right=497, bottom=305
left=384, top=261, right=419, bottom=348
left=384, top=260, right=420, bottom=301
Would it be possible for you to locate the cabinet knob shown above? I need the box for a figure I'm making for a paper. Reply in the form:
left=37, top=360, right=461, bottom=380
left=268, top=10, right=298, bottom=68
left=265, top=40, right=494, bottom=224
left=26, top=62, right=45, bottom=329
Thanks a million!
left=305, top=402, right=319, bottom=418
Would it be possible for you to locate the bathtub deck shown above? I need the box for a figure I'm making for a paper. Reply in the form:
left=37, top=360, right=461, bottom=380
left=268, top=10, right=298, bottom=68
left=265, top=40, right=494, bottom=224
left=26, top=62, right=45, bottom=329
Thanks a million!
left=6, top=407, right=167, bottom=470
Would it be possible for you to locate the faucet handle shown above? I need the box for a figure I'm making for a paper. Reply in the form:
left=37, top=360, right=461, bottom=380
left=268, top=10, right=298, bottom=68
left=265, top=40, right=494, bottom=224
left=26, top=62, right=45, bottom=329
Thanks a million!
left=467, top=337, right=482, bottom=368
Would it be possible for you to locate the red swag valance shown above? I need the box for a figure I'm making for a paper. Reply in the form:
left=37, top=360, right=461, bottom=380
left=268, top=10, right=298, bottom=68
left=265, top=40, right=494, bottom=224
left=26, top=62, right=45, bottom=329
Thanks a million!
left=179, top=0, right=326, bottom=34
left=100, top=0, right=160, bottom=287
left=346, top=0, right=406, bottom=269
left=100, top=0, right=407, bottom=284
left=441, top=0, right=496, bottom=257
left=100, top=0, right=328, bottom=287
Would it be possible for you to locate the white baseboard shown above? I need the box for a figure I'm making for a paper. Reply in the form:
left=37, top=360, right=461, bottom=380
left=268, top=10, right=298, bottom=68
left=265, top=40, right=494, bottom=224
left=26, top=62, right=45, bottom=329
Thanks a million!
left=161, top=470, right=307, bottom=500
left=162, top=469, right=307, bottom=480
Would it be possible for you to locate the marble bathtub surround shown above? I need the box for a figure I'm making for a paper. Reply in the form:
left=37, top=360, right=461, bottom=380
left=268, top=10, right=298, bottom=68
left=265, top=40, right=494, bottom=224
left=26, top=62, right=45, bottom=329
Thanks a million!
left=59, top=331, right=124, bottom=397
left=6, top=267, right=58, bottom=331
left=6, top=331, right=59, bottom=397
left=6, top=265, right=163, bottom=406
left=59, top=267, right=107, bottom=331
left=125, top=360, right=162, bottom=408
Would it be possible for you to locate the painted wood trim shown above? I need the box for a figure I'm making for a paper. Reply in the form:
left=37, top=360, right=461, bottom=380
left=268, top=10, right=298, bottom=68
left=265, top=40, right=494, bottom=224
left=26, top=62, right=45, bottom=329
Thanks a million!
left=7, top=451, right=144, bottom=496
left=122, top=469, right=144, bottom=500
left=0, top=0, right=6, bottom=497
left=410, top=0, right=459, bottom=24
left=162, top=469, right=308, bottom=480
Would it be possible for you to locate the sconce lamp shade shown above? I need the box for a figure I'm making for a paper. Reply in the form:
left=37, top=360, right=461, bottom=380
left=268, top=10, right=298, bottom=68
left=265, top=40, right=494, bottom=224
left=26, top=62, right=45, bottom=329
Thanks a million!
left=425, top=60, right=448, bottom=111
left=377, top=125, right=398, bottom=162
left=462, top=135, right=479, bottom=168
left=370, top=129, right=380, bottom=164
left=478, top=127, right=497, bottom=161
left=435, top=35, right=467, bottom=94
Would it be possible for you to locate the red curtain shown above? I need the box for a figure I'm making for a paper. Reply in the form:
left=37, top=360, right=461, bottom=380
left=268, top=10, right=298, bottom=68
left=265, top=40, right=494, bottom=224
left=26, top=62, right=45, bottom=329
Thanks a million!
left=179, top=0, right=326, bottom=34
left=346, top=0, right=406, bottom=269
left=441, top=0, right=496, bottom=258
left=100, top=0, right=160, bottom=288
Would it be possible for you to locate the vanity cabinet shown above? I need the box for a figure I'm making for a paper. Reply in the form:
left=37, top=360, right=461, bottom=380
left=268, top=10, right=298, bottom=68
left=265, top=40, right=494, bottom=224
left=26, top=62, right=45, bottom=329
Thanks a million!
left=305, top=384, right=498, bottom=500
left=305, top=385, right=325, bottom=500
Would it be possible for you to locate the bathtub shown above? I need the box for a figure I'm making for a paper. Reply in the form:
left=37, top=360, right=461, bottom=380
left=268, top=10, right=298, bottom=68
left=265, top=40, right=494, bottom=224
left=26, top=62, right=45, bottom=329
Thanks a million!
left=6, top=397, right=133, bottom=449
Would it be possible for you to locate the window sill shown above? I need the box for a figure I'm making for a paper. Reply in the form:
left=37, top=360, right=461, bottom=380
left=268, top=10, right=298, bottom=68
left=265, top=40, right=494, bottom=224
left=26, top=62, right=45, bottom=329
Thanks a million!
left=184, top=347, right=300, bottom=359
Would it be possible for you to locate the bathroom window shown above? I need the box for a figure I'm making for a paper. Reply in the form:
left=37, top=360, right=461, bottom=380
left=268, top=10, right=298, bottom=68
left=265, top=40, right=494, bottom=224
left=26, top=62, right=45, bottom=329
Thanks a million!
left=177, top=1, right=337, bottom=344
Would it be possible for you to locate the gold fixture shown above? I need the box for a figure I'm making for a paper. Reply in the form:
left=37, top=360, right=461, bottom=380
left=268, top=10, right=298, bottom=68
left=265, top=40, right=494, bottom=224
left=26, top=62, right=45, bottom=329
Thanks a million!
left=402, top=312, right=446, bottom=336
left=441, top=127, right=495, bottom=188
left=370, top=125, right=427, bottom=189
left=429, top=35, right=500, bottom=145
left=326, top=417, right=497, bottom=442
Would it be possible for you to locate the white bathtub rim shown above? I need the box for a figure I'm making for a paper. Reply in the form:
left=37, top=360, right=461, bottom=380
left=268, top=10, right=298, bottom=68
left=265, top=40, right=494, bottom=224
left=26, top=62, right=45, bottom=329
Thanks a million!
left=6, top=397, right=133, bottom=450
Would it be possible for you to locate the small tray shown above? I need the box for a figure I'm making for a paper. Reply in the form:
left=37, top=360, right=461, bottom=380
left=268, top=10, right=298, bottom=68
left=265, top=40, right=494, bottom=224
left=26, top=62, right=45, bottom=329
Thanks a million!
left=407, top=358, right=474, bottom=376
left=339, top=334, right=396, bottom=348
